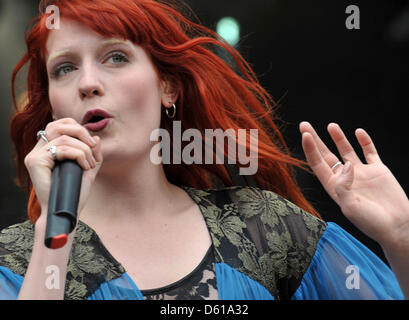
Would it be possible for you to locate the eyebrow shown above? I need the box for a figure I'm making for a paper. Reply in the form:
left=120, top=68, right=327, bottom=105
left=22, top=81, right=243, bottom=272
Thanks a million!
left=46, top=39, right=129, bottom=67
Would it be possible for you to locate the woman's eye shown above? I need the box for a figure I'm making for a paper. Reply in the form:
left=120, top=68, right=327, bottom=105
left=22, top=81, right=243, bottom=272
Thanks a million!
left=50, top=52, right=129, bottom=79
left=51, top=64, right=75, bottom=78
left=107, top=52, right=129, bottom=64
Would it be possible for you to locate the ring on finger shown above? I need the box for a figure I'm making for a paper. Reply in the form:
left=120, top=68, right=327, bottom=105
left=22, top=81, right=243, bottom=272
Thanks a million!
left=36, top=130, right=49, bottom=143
left=47, top=145, right=57, bottom=161
left=331, top=161, right=343, bottom=171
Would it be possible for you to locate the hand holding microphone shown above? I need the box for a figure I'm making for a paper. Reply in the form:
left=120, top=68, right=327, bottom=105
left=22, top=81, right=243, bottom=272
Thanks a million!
left=24, top=118, right=102, bottom=248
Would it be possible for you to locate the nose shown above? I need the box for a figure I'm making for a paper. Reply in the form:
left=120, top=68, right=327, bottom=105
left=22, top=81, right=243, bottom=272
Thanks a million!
left=78, top=64, right=104, bottom=99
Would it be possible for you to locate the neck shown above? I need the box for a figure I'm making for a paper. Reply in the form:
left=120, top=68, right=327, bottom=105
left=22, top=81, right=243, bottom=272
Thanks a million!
left=80, top=157, right=181, bottom=228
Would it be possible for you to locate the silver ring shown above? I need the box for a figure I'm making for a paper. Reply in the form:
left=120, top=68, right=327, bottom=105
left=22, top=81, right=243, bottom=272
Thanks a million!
left=331, top=161, right=343, bottom=171
left=47, top=145, right=57, bottom=161
left=36, top=130, right=49, bottom=143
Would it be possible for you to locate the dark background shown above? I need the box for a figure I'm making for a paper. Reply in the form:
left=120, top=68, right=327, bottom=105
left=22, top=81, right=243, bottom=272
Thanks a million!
left=1, top=0, right=408, bottom=266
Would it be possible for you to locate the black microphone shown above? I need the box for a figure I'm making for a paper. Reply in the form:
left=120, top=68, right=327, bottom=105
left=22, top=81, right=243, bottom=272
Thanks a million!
left=44, top=160, right=83, bottom=249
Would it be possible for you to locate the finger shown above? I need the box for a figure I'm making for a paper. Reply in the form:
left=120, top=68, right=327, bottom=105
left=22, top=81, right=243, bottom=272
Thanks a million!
left=300, top=122, right=340, bottom=168
left=36, top=130, right=50, bottom=146
left=48, top=135, right=97, bottom=168
left=355, top=128, right=381, bottom=164
left=48, top=145, right=92, bottom=170
left=334, top=161, right=358, bottom=214
left=327, top=123, right=361, bottom=164
left=302, top=132, right=334, bottom=185
left=45, top=121, right=97, bottom=148
left=92, top=136, right=103, bottom=163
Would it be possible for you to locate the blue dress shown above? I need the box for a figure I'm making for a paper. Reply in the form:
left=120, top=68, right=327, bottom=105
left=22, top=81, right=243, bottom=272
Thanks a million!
left=0, top=186, right=404, bottom=300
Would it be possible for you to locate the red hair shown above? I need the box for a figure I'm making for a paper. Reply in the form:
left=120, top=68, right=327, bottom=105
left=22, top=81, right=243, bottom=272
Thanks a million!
left=10, top=0, right=321, bottom=223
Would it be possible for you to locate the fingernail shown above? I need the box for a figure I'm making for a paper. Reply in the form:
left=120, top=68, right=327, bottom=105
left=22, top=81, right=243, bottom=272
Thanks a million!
left=343, top=162, right=352, bottom=174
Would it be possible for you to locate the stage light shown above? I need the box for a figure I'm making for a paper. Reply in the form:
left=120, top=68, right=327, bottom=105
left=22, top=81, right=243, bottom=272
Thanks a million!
left=216, top=17, right=240, bottom=46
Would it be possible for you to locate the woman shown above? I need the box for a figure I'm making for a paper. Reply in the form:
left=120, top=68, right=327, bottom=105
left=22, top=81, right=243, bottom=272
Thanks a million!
left=0, top=0, right=408, bottom=300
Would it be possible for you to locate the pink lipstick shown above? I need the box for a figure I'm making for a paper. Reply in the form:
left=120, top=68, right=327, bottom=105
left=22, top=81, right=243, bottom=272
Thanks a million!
left=82, top=109, right=113, bottom=132
left=84, top=118, right=111, bottom=132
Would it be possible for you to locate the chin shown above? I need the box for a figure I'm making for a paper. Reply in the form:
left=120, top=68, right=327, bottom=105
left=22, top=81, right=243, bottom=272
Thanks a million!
left=99, top=143, right=150, bottom=168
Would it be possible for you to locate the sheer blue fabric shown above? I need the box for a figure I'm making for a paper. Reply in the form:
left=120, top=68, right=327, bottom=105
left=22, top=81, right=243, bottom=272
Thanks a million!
left=88, top=263, right=275, bottom=300
left=0, top=222, right=405, bottom=300
left=215, top=263, right=274, bottom=300
left=0, top=266, right=23, bottom=300
left=88, top=273, right=144, bottom=300
left=291, top=222, right=405, bottom=300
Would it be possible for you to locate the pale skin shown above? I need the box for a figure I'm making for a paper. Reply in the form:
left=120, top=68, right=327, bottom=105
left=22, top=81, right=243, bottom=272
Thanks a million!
left=17, top=18, right=409, bottom=299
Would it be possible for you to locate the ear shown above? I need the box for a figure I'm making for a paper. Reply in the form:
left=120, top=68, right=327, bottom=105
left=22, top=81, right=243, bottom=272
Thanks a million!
left=160, top=78, right=179, bottom=108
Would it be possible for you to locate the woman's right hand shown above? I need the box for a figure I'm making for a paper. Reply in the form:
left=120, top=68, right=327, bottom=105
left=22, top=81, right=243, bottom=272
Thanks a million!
left=24, top=118, right=103, bottom=226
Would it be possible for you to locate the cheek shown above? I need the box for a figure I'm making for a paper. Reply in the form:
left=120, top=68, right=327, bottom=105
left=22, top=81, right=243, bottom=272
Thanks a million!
left=116, top=70, right=162, bottom=121
left=48, top=86, right=70, bottom=118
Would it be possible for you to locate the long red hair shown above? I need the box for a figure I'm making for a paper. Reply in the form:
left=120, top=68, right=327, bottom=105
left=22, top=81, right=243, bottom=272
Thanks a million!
left=10, top=0, right=321, bottom=223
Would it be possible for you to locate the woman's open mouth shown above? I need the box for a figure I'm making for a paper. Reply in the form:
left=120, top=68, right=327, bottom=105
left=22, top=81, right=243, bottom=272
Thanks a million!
left=82, top=109, right=113, bottom=132
left=84, top=118, right=111, bottom=132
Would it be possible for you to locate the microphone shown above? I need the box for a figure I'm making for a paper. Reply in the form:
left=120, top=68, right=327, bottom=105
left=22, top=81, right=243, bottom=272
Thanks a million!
left=44, top=160, right=83, bottom=249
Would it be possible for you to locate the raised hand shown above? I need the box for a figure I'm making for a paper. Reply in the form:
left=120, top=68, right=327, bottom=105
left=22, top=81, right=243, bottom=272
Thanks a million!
left=299, top=121, right=409, bottom=250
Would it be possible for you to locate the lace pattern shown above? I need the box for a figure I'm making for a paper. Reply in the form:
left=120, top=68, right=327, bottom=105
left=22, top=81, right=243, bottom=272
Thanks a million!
left=0, top=185, right=327, bottom=300
left=142, top=246, right=218, bottom=300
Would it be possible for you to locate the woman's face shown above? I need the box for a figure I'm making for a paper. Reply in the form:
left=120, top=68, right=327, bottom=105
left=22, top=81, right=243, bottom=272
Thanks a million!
left=45, top=18, right=173, bottom=167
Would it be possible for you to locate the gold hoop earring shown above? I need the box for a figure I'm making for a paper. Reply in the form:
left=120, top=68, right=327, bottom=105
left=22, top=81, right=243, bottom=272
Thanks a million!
left=165, top=103, right=177, bottom=119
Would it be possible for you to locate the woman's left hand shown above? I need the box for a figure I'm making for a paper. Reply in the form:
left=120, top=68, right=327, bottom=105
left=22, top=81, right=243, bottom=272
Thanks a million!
left=299, top=122, right=409, bottom=249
